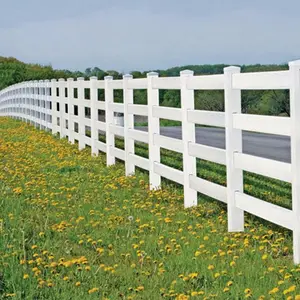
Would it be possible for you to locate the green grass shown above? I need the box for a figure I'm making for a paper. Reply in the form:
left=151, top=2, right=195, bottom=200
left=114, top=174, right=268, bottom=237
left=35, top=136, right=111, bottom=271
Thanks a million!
left=0, top=117, right=299, bottom=300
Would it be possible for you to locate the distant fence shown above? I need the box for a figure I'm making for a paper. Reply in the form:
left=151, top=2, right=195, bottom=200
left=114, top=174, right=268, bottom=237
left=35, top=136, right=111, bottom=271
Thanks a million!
left=1, top=60, right=300, bottom=263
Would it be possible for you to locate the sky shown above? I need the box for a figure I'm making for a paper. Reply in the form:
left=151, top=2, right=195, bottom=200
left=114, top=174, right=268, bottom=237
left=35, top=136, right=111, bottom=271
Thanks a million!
left=1, top=0, right=300, bottom=72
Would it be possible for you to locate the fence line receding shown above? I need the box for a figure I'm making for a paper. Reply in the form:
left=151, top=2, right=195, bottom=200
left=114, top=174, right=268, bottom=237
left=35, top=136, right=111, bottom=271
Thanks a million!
left=1, top=60, right=300, bottom=263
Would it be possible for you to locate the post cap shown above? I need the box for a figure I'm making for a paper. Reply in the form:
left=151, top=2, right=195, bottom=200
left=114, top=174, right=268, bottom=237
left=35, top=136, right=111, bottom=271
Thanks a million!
left=147, top=71, right=158, bottom=77
left=123, top=74, right=133, bottom=79
left=223, top=66, right=241, bottom=73
left=180, top=69, right=194, bottom=76
left=289, top=60, right=300, bottom=67
left=77, top=77, right=84, bottom=81
left=59, top=78, right=65, bottom=82
left=90, top=76, right=97, bottom=80
left=104, top=76, right=113, bottom=80
left=67, top=78, right=74, bottom=81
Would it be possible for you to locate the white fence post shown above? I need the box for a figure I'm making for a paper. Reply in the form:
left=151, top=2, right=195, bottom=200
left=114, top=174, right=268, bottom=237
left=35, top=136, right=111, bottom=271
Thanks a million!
left=180, top=70, right=197, bottom=208
left=58, top=78, right=66, bottom=138
left=224, top=66, right=244, bottom=232
left=123, top=74, right=135, bottom=175
left=77, top=77, right=85, bottom=150
left=105, top=76, right=115, bottom=166
left=90, top=76, right=98, bottom=156
left=67, top=78, right=74, bottom=143
left=289, top=60, right=300, bottom=264
left=51, top=79, right=58, bottom=135
left=147, top=72, right=161, bottom=189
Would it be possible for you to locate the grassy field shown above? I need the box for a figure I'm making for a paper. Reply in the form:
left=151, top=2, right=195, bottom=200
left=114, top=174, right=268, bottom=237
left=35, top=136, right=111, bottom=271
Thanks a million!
left=1, top=117, right=300, bottom=300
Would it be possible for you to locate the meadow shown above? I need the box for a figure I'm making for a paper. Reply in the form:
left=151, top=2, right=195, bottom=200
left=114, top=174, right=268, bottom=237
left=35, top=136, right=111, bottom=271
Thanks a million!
left=1, top=117, right=300, bottom=300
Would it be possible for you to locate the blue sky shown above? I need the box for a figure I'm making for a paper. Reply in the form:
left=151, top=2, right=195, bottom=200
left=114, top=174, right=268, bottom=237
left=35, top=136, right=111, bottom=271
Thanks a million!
left=1, top=0, right=300, bottom=72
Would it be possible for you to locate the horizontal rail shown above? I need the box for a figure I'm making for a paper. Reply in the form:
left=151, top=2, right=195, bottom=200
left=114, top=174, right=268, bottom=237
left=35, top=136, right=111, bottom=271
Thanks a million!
left=95, top=81, right=105, bottom=89
left=108, top=103, right=124, bottom=113
left=234, top=152, right=292, bottom=183
left=127, top=129, right=148, bottom=143
left=109, top=124, right=124, bottom=137
left=128, top=104, right=148, bottom=116
left=152, top=77, right=181, bottom=90
left=233, top=114, right=291, bottom=136
left=95, top=140, right=106, bottom=153
left=188, top=142, right=226, bottom=165
left=108, top=80, right=123, bottom=89
left=127, top=78, right=148, bottom=89
left=128, top=153, right=149, bottom=171
left=187, top=110, right=225, bottom=127
left=154, top=162, right=184, bottom=185
left=153, top=134, right=183, bottom=153
left=189, top=175, right=227, bottom=203
left=152, top=106, right=182, bottom=121
left=95, top=101, right=105, bottom=110
left=235, top=192, right=294, bottom=230
left=186, top=74, right=224, bottom=90
left=110, top=146, right=125, bottom=161
left=83, top=135, right=91, bottom=146
left=96, top=120, right=106, bottom=131
left=232, top=71, right=291, bottom=90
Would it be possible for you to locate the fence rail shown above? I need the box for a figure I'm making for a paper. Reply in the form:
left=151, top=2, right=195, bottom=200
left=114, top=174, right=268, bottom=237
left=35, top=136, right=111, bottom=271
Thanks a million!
left=1, top=60, right=300, bottom=263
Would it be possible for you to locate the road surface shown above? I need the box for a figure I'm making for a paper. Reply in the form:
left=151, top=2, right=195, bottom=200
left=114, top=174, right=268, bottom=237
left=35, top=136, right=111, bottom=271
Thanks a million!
left=135, top=126, right=291, bottom=163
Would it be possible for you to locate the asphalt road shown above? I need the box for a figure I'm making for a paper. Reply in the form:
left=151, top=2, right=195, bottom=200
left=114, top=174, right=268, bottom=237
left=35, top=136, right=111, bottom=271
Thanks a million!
left=136, top=126, right=291, bottom=163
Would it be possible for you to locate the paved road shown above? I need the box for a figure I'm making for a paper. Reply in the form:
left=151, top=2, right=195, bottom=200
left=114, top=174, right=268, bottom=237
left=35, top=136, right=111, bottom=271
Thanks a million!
left=136, top=126, right=291, bottom=163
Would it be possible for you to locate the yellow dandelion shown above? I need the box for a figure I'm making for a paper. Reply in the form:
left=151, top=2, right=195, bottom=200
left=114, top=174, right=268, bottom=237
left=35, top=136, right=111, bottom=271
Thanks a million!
left=268, top=287, right=279, bottom=294
left=88, top=288, right=99, bottom=294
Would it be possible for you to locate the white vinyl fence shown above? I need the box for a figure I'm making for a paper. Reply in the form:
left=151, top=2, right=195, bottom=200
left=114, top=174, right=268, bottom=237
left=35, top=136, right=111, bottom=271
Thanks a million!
left=1, top=60, right=300, bottom=263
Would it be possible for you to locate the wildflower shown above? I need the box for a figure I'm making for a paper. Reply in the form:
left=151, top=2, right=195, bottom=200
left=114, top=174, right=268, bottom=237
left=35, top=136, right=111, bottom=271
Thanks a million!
left=244, top=288, right=251, bottom=294
left=23, top=274, right=29, bottom=279
left=230, top=261, right=236, bottom=267
left=75, top=282, right=81, bottom=287
left=208, top=265, right=214, bottom=270
left=283, top=285, right=296, bottom=295
left=63, top=276, right=69, bottom=281
left=136, top=286, right=144, bottom=291
left=88, top=288, right=99, bottom=294
left=262, top=254, right=268, bottom=260
left=268, top=287, right=279, bottom=294
left=227, top=281, right=233, bottom=287
left=223, top=287, right=229, bottom=292
left=128, top=216, right=134, bottom=221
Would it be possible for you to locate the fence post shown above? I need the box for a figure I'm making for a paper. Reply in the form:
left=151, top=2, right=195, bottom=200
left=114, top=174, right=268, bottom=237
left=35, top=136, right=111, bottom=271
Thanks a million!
left=180, top=70, right=197, bottom=208
left=105, top=76, right=115, bottom=166
left=289, top=60, right=300, bottom=264
left=123, top=74, right=135, bottom=175
left=51, top=79, right=58, bottom=135
left=77, top=77, right=85, bottom=150
left=90, top=76, right=98, bottom=156
left=147, top=72, right=161, bottom=190
left=67, top=78, right=74, bottom=143
left=38, top=80, right=43, bottom=129
left=224, top=66, right=244, bottom=232
left=58, top=78, right=66, bottom=138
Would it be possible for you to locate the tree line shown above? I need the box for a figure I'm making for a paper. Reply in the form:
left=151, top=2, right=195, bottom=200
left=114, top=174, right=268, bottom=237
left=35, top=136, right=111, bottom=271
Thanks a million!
left=0, top=56, right=290, bottom=116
